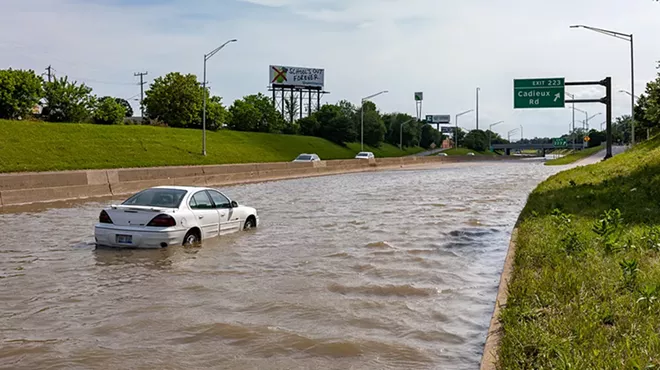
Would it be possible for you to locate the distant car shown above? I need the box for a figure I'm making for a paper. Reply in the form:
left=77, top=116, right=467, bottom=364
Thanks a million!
left=355, top=151, right=375, bottom=159
left=467, top=152, right=476, bottom=156
left=437, top=152, right=448, bottom=156
left=292, top=153, right=321, bottom=162
left=94, top=186, right=259, bottom=249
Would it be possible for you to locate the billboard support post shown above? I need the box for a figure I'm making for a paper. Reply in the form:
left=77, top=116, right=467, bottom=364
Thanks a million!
left=268, top=65, right=329, bottom=121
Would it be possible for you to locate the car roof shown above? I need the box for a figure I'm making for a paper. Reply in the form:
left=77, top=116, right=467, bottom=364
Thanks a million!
left=150, top=185, right=216, bottom=193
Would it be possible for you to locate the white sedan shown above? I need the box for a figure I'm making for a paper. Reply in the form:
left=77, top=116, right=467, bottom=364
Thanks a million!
left=94, top=186, right=259, bottom=249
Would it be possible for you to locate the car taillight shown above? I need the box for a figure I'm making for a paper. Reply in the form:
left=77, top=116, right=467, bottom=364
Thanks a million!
left=147, top=214, right=177, bottom=227
left=99, top=210, right=113, bottom=224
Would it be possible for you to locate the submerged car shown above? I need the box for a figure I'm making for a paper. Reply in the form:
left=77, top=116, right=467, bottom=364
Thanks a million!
left=94, top=186, right=259, bottom=249
left=292, top=153, right=321, bottom=162
left=355, top=151, right=375, bottom=159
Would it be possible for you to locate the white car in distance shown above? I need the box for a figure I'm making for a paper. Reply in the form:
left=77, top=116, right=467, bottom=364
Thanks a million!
left=94, top=186, right=259, bottom=249
left=292, top=153, right=321, bottom=162
left=355, top=151, right=375, bottom=159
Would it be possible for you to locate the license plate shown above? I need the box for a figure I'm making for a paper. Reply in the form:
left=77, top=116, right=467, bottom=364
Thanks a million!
left=116, top=234, right=133, bottom=244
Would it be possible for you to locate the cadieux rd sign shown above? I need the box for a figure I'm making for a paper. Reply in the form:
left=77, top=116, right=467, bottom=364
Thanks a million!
left=513, top=78, right=565, bottom=109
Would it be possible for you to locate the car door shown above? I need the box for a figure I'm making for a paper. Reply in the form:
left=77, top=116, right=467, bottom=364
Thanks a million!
left=206, top=190, right=241, bottom=234
left=188, top=190, right=221, bottom=239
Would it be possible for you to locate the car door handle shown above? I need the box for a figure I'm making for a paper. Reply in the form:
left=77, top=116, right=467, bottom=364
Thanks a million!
left=220, top=213, right=226, bottom=216
left=198, top=215, right=204, bottom=219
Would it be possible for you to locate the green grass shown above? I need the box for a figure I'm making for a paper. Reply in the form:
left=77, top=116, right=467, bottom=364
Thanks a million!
left=544, top=145, right=604, bottom=166
left=497, top=137, right=660, bottom=369
left=441, top=147, right=497, bottom=156
left=0, top=120, right=424, bottom=173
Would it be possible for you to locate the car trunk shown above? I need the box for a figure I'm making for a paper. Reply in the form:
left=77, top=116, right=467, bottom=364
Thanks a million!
left=105, top=205, right=172, bottom=227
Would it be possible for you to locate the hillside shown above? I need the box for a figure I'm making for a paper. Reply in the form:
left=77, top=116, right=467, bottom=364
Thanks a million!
left=497, top=137, right=660, bottom=368
left=0, top=120, right=424, bottom=173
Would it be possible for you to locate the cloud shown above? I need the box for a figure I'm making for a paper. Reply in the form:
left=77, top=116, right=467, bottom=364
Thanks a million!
left=2, top=0, right=659, bottom=138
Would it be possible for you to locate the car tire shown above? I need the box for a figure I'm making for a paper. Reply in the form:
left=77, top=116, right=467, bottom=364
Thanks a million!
left=183, top=230, right=200, bottom=246
left=243, top=217, right=256, bottom=231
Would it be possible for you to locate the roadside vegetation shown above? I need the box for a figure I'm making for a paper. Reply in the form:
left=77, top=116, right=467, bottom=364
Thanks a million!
left=544, top=144, right=605, bottom=166
left=0, top=120, right=423, bottom=172
left=441, top=148, right=497, bottom=156
left=497, top=136, right=660, bottom=368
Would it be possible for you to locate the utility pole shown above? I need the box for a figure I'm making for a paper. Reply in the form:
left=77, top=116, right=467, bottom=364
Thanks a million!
left=45, top=65, right=54, bottom=82
left=134, top=71, right=148, bottom=118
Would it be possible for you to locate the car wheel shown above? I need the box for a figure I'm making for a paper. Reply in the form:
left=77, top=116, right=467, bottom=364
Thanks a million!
left=243, top=217, right=256, bottom=231
left=183, top=230, right=200, bottom=246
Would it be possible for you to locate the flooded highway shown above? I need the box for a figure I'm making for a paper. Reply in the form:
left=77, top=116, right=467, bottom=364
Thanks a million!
left=0, top=160, right=564, bottom=369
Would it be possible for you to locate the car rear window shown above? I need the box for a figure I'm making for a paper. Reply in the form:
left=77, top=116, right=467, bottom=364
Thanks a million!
left=122, top=188, right=187, bottom=208
left=296, top=155, right=312, bottom=160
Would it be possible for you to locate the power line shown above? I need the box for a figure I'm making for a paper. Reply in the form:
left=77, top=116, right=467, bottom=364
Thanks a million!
left=134, top=71, right=148, bottom=118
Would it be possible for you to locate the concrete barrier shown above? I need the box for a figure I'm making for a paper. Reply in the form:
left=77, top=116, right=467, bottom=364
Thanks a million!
left=0, top=156, right=519, bottom=208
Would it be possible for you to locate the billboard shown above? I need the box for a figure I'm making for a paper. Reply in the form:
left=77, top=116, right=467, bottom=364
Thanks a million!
left=269, top=65, right=324, bottom=89
left=441, top=126, right=456, bottom=134
left=425, top=114, right=451, bottom=124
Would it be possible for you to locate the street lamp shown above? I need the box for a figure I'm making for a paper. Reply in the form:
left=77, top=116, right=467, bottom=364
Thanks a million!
left=399, top=118, right=415, bottom=150
left=507, top=128, right=520, bottom=143
left=570, top=106, right=590, bottom=131
left=620, top=90, right=648, bottom=140
left=202, top=38, right=237, bottom=156
left=520, top=124, right=524, bottom=142
left=570, top=24, right=635, bottom=145
left=488, top=120, right=504, bottom=150
left=360, top=90, right=388, bottom=151
left=586, top=113, right=602, bottom=131
left=455, top=109, right=474, bottom=148
left=566, top=92, right=576, bottom=149
left=476, top=87, right=480, bottom=130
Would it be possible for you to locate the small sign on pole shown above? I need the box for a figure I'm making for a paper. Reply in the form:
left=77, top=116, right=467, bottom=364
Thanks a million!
left=414, top=92, right=423, bottom=101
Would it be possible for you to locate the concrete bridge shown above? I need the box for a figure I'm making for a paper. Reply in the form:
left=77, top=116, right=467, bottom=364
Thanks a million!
left=491, top=143, right=583, bottom=155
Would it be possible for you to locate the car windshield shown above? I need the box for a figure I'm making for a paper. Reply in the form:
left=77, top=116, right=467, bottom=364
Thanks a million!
left=122, top=188, right=187, bottom=208
left=357, top=152, right=369, bottom=156
left=296, top=155, right=312, bottom=160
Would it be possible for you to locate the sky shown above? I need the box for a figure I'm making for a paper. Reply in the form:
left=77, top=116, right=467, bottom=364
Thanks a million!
left=2, top=0, right=659, bottom=139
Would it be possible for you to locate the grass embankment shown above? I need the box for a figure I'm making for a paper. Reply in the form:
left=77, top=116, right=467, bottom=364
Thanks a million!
left=0, top=120, right=424, bottom=173
left=497, top=138, right=660, bottom=368
left=545, top=145, right=604, bottom=166
left=441, top=148, right=497, bottom=156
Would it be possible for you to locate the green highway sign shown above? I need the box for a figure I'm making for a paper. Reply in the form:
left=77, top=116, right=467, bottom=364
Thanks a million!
left=514, top=78, right=565, bottom=109
left=552, top=138, right=567, bottom=147
left=414, top=92, right=423, bottom=101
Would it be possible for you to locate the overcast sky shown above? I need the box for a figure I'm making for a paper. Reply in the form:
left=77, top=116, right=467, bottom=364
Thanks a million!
left=2, top=0, right=659, bottom=138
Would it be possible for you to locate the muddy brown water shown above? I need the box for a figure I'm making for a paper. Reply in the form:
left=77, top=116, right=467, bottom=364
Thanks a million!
left=0, top=161, right=564, bottom=369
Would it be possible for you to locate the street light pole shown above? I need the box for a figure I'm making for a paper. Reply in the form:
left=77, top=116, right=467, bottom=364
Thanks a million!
left=507, top=128, right=519, bottom=143
left=455, top=109, right=474, bottom=148
left=399, top=118, right=415, bottom=150
left=571, top=24, right=635, bottom=145
left=566, top=92, right=576, bottom=149
left=360, top=90, right=388, bottom=151
left=620, top=90, right=647, bottom=140
left=586, top=113, right=602, bottom=131
left=488, top=120, right=504, bottom=150
left=202, top=38, right=237, bottom=156
left=520, top=124, right=523, bottom=142
left=476, top=87, right=480, bottom=130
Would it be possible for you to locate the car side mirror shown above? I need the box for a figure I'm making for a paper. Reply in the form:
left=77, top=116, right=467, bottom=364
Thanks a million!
left=230, top=201, right=238, bottom=208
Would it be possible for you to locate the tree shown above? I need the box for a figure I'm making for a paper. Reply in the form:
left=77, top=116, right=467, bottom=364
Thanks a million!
left=315, top=104, right=356, bottom=144
left=143, top=72, right=204, bottom=128
left=587, top=129, right=606, bottom=147
left=42, top=76, right=94, bottom=122
left=227, top=93, right=286, bottom=133
left=115, top=98, right=133, bottom=117
left=93, top=97, right=126, bottom=125
left=384, top=113, right=419, bottom=148
left=0, top=68, right=43, bottom=119
left=298, top=115, right=320, bottom=136
left=201, top=96, right=230, bottom=131
left=463, top=129, right=489, bottom=152
left=455, top=128, right=467, bottom=147
left=642, top=64, right=660, bottom=127
left=419, top=124, right=443, bottom=149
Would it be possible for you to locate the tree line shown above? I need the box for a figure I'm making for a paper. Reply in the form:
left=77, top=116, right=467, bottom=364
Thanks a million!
left=2, top=62, right=659, bottom=149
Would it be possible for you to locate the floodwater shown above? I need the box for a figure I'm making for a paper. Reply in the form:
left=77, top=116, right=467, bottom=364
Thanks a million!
left=0, top=160, right=564, bottom=370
